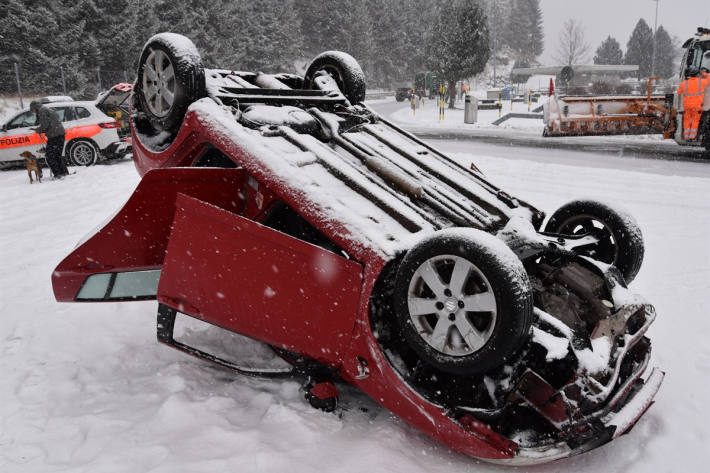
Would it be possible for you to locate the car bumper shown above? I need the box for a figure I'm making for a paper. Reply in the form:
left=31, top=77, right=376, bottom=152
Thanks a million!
left=489, top=366, right=663, bottom=465
left=102, top=139, right=132, bottom=159
left=488, top=302, right=663, bottom=464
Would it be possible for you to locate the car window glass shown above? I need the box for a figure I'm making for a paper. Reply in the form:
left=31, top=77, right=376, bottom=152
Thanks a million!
left=74, top=107, right=91, bottom=119
left=51, top=106, right=74, bottom=122
left=6, top=111, right=37, bottom=130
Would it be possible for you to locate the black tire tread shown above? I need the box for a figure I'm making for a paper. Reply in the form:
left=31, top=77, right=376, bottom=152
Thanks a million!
left=303, top=51, right=366, bottom=104
left=393, top=228, right=533, bottom=376
left=68, top=139, right=98, bottom=166
left=544, top=199, right=644, bottom=283
left=134, top=33, right=205, bottom=136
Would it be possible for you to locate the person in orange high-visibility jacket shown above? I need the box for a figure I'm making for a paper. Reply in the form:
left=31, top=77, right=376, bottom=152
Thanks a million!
left=677, top=67, right=710, bottom=141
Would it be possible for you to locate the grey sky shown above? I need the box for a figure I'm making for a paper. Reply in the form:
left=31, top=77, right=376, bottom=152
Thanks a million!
left=539, top=0, right=710, bottom=64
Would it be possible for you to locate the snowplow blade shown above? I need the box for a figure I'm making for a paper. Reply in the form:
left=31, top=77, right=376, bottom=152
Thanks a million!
left=543, top=94, right=671, bottom=137
left=52, top=167, right=244, bottom=302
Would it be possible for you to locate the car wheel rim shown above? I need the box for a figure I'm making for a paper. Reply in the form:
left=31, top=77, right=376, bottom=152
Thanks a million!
left=557, top=214, right=618, bottom=264
left=407, top=255, right=497, bottom=356
left=142, top=48, right=176, bottom=118
left=72, top=142, right=94, bottom=165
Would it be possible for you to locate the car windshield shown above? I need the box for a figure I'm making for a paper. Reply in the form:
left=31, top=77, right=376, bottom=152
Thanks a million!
left=6, top=111, right=37, bottom=130
left=4, top=106, right=77, bottom=131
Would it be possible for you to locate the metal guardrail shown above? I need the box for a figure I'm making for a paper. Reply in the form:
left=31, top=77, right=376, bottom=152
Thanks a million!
left=365, top=91, right=394, bottom=100
left=492, top=113, right=544, bottom=126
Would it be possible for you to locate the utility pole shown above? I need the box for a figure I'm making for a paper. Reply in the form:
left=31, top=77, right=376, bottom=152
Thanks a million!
left=651, top=0, right=659, bottom=77
left=14, top=63, right=23, bottom=109
left=493, top=0, right=497, bottom=87
left=60, top=67, right=67, bottom=96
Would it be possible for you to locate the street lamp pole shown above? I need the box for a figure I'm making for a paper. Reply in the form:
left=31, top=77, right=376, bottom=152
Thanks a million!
left=493, top=0, right=497, bottom=87
left=651, top=0, right=659, bottom=77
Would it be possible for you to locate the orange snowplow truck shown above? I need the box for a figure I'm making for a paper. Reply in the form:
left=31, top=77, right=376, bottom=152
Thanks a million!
left=543, top=27, right=710, bottom=152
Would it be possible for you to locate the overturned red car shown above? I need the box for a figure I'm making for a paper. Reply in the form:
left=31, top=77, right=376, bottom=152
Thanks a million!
left=52, top=33, right=663, bottom=464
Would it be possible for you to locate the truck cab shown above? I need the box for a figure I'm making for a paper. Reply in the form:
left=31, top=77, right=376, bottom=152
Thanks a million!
left=675, top=27, right=710, bottom=148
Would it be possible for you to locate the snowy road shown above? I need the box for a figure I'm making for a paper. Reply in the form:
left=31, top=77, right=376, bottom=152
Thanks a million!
left=370, top=100, right=710, bottom=162
left=1, top=145, right=709, bottom=472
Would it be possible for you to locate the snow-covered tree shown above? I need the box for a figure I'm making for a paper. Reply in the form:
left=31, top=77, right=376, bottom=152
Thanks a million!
left=505, top=0, right=544, bottom=62
left=594, top=36, right=624, bottom=65
left=426, top=0, right=490, bottom=108
left=528, top=0, right=545, bottom=59
left=553, top=19, right=590, bottom=66
left=0, top=0, right=91, bottom=96
left=1, top=0, right=462, bottom=96
left=510, top=59, right=531, bottom=84
left=482, top=0, right=512, bottom=87
left=653, top=26, right=676, bottom=79
left=625, top=18, right=654, bottom=78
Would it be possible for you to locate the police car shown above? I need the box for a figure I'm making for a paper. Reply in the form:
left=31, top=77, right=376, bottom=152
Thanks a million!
left=0, top=84, right=133, bottom=168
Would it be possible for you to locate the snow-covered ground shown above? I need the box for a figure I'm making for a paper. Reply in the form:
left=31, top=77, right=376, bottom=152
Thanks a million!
left=371, top=98, right=698, bottom=160
left=1, top=147, right=709, bottom=472
left=390, top=97, right=546, bottom=131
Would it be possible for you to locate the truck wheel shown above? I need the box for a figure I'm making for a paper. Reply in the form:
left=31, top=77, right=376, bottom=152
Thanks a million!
left=135, top=33, right=205, bottom=135
left=544, top=200, right=644, bottom=283
left=303, top=51, right=366, bottom=104
left=393, top=229, right=533, bottom=376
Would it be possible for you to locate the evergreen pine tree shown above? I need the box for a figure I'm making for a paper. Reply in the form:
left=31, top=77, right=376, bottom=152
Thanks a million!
left=594, top=36, right=624, bottom=64
left=504, top=0, right=543, bottom=62
left=528, top=0, right=544, bottom=59
left=625, top=18, right=654, bottom=78
left=1, top=0, right=460, bottom=96
left=426, top=0, right=490, bottom=108
left=653, top=25, right=676, bottom=79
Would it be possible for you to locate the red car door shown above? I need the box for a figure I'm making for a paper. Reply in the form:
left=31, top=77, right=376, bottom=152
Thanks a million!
left=158, top=193, right=364, bottom=365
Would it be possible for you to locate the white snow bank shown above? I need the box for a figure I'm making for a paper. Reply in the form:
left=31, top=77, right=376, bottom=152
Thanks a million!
left=390, top=98, right=545, bottom=131
left=0, top=142, right=708, bottom=472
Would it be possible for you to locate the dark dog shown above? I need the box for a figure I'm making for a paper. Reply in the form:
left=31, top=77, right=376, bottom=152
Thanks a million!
left=20, top=150, right=42, bottom=183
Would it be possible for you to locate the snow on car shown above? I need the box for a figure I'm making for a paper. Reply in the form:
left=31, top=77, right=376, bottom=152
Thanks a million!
left=0, top=84, right=133, bottom=168
left=51, top=33, right=663, bottom=464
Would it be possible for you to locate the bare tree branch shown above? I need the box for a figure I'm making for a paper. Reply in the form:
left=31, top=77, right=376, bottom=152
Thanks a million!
left=553, top=19, right=591, bottom=66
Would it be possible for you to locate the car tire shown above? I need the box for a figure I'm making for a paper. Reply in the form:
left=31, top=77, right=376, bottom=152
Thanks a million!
left=544, top=200, right=644, bottom=283
left=303, top=51, right=366, bottom=105
left=135, top=33, right=205, bottom=135
left=393, top=228, right=533, bottom=376
left=68, top=139, right=98, bottom=166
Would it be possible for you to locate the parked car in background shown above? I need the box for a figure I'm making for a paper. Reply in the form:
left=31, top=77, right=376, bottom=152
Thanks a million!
left=394, top=87, right=412, bottom=101
left=0, top=84, right=132, bottom=168
left=95, top=83, right=132, bottom=139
